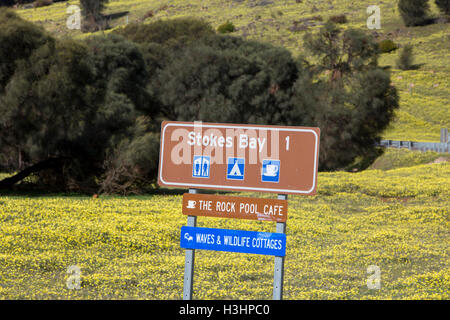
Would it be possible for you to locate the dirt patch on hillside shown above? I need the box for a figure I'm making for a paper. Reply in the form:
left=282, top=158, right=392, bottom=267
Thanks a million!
left=428, top=156, right=450, bottom=164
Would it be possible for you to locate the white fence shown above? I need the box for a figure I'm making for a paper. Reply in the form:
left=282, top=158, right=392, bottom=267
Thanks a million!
left=378, top=128, right=449, bottom=153
left=379, top=140, right=449, bottom=153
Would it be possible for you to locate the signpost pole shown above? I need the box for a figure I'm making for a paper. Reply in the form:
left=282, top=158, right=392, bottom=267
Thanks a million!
left=183, top=188, right=197, bottom=300
left=273, top=194, right=287, bottom=300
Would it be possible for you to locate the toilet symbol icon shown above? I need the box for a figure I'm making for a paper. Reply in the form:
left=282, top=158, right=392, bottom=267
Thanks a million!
left=192, top=156, right=210, bottom=178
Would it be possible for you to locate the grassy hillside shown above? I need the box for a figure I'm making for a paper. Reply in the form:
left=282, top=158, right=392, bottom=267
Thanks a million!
left=0, top=162, right=448, bottom=299
left=16, top=0, right=450, bottom=142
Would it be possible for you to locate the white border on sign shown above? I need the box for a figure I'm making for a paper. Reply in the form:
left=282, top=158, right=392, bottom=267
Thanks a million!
left=159, top=122, right=319, bottom=194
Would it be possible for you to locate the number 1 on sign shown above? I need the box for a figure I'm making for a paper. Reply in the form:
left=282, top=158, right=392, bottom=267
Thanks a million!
left=285, top=136, right=290, bottom=151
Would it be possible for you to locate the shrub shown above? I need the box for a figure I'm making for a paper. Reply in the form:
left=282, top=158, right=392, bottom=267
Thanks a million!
left=398, top=0, right=430, bottom=26
left=80, top=0, right=109, bottom=32
left=217, top=21, right=236, bottom=33
left=142, top=10, right=153, bottom=20
left=0, top=0, right=15, bottom=6
left=396, top=44, right=415, bottom=70
left=435, top=0, right=450, bottom=16
left=328, top=14, right=347, bottom=24
left=114, top=18, right=215, bottom=47
left=34, top=0, right=53, bottom=8
left=378, top=39, right=398, bottom=53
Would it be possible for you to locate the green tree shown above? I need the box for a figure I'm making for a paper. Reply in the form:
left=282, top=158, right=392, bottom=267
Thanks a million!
left=0, top=9, right=53, bottom=91
left=303, top=22, right=379, bottom=84
left=299, top=22, right=399, bottom=170
left=152, top=35, right=298, bottom=125
left=435, top=0, right=450, bottom=16
left=398, top=0, right=430, bottom=26
left=83, top=34, right=159, bottom=194
left=0, top=37, right=99, bottom=189
left=0, top=9, right=55, bottom=173
left=80, top=0, right=109, bottom=32
left=0, top=13, right=157, bottom=192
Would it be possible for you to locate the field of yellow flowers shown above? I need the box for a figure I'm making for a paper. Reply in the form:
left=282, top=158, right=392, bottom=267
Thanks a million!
left=0, top=162, right=448, bottom=299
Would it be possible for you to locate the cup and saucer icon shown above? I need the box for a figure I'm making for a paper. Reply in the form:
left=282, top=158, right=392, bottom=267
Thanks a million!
left=186, top=200, right=196, bottom=209
left=261, top=160, right=280, bottom=183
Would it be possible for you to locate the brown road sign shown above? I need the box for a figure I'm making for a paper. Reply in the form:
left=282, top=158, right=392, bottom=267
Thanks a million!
left=158, top=121, right=320, bottom=195
left=183, top=193, right=288, bottom=222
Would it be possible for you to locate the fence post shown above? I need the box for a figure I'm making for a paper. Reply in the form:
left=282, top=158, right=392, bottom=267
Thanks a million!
left=441, top=128, right=448, bottom=143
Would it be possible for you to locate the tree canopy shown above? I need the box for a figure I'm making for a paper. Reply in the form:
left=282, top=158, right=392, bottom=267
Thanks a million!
left=0, top=11, right=399, bottom=193
left=398, top=0, right=430, bottom=27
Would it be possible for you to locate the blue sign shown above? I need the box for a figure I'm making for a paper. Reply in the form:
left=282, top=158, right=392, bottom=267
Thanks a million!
left=192, top=156, right=210, bottom=178
left=261, top=159, right=280, bottom=183
left=180, top=226, right=286, bottom=256
left=226, top=157, right=245, bottom=180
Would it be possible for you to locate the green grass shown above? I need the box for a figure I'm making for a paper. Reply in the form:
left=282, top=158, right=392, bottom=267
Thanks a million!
left=370, top=148, right=449, bottom=170
left=14, top=0, right=450, bottom=142
left=0, top=162, right=448, bottom=299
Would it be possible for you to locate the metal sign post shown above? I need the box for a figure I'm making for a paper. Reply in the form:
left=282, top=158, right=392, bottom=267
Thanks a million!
left=183, top=189, right=197, bottom=300
left=273, top=194, right=287, bottom=300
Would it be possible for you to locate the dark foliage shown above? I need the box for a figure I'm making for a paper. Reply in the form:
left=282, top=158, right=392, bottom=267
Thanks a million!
left=398, top=0, right=430, bottom=26
left=33, top=0, right=53, bottom=8
left=153, top=35, right=298, bottom=125
left=0, top=0, right=16, bottom=6
left=114, top=18, right=215, bottom=48
left=378, top=39, right=398, bottom=53
left=217, top=21, right=236, bottom=33
left=300, top=22, right=399, bottom=170
left=0, top=14, right=399, bottom=192
left=0, top=0, right=64, bottom=6
left=0, top=10, right=157, bottom=192
left=435, top=0, right=450, bottom=15
left=328, top=14, right=348, bottom=24
left=80, top=0, right=109, bottom=32
left=396, top=44, right=415, bottom=70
